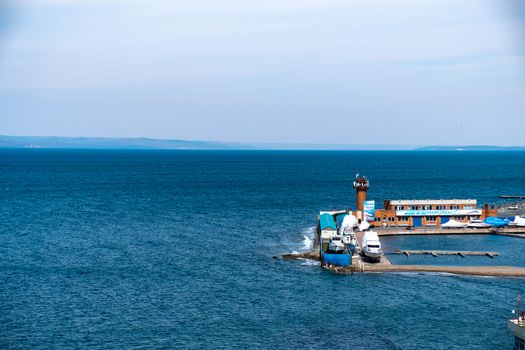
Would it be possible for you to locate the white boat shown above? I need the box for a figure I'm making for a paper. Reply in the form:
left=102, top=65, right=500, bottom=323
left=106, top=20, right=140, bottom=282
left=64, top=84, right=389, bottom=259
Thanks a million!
left=467, top=219, right=491, bottom=228
left=508, top=205, right=519, bottom=211
left=342, top=233, right=357, bottom=247
left=441, top=219, right=467, bottom=228
left=328, top=236, right=345, bottom=253
left=508, top=292, right=525, bottom=350
left=511, top=215, right=525, bottom=227
left=509, top=318, right=525, bottom=349
left=339, top=214, right=358, bottom=234
left=358, top=220, right=370, bottom=231
left=361, top=231, right=382, bottom=262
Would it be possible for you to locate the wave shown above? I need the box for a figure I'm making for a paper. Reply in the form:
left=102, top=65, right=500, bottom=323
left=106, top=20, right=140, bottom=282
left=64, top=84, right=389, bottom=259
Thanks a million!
left=301, top=226, right=316, bottom=251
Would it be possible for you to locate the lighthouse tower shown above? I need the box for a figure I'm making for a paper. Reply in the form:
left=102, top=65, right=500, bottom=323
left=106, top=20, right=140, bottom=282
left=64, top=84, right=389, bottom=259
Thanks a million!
left=352, top=174, right=369, bottom=212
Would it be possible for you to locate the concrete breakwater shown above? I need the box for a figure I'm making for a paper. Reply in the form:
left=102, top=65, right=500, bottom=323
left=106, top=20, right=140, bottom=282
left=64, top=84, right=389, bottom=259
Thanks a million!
left=281, top=227, right=525, bottom=277
left=392, top=250, right=498, bottom=257
left=365, top=265, right=525, bottom=277
left=281, top=250, right=525, bottom=277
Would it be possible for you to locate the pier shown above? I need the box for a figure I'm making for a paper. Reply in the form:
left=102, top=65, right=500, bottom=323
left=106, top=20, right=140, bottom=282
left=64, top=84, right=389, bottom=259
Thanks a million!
left=391, top=250, right=498, bottom=257
left=296, top=174, right=525, bottom=277
left=279, top=246, right=525, bottom=276
left=279, top=221, right=525, bottom=277
left=363, top=265, right=525, bottom=277
left=374, top=226, right=525, bottom=236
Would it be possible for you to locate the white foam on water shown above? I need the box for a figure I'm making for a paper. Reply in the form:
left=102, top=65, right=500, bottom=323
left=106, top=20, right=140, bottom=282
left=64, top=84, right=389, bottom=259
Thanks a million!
left=299, top=258, right=320, bottom=266
left=301, top=226, right=316, bottom=251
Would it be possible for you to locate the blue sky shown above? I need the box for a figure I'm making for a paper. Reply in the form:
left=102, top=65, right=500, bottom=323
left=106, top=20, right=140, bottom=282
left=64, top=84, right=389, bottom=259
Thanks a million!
left=1, top=0, right=524, bottom=145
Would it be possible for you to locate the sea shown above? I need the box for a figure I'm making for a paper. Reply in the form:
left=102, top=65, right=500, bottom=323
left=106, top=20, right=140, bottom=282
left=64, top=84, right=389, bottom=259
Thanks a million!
left=1, top=149, right=525, bottom=349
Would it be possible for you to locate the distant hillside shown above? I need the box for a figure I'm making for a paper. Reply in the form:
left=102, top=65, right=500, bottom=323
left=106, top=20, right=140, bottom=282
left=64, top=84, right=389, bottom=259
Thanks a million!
left=416, top=145, right=525, bottom=151
left=0, top=135, right=253, bottom=150
left=0, top=135, right=416, bottom=150
left=3, top=136, right=521, bottom=151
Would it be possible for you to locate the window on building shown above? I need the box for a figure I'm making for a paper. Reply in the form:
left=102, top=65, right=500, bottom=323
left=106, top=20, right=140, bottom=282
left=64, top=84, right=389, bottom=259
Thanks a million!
left=451, top=205, right=458, bottom=210
left=388, top=217, right=395, bottom=222
left=424, top=205, right=431, bottom=210
left=410, top=206, right=418, bottom=210
left=396, top=205, right=403, bottom=210
left=426, top=216, right=436, bottom=221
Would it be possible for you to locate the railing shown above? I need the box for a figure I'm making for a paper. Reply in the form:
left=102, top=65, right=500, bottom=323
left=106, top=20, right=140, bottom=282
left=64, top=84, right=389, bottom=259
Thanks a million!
left=513, top=318, right=525, bottom=328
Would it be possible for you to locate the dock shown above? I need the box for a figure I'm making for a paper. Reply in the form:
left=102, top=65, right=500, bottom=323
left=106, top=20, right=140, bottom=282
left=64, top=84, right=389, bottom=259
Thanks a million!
left=281, top=250, right=525, bottom=276
left=392, top=250, right=498, bottom=257
left=374, top=226, right=525, bottom=236
left=279, top=224, right=525, bottom=277
left=362, top=265, right=525, bottom=277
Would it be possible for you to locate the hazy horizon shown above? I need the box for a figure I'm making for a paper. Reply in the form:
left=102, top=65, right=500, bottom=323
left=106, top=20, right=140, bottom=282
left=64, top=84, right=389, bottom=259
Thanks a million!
left=2, top=134, right=525, bottom=151
left=1, top=0, right=525, bottom=146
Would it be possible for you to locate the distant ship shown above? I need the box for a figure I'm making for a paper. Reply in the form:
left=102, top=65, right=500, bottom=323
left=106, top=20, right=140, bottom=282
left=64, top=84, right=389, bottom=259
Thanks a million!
left=509, top=293, right=525, bottom=350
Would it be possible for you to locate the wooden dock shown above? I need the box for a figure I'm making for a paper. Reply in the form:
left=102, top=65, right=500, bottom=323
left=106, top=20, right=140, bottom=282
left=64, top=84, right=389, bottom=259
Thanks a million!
left=392, top=250, right=498, bottom=258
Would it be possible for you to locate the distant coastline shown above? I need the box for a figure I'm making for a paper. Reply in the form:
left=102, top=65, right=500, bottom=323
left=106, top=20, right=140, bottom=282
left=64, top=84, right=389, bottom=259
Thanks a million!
left=415, top=145, right=525, bottom=151
left=0, top=135, right=523, bottom=151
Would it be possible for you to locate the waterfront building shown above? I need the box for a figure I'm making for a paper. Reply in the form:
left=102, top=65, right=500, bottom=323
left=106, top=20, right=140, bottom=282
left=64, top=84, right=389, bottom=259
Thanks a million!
left=319, top=213, right=337, bottom=240
left=351, top=175, right=497, bottom=227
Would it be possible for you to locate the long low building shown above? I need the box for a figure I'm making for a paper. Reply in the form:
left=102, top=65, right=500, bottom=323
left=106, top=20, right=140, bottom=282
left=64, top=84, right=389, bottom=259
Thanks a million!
left=368, top=199, right=498, bottom=227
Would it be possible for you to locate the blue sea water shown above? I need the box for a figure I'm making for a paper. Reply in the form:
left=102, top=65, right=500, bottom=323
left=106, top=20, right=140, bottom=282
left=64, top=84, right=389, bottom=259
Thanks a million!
left=1, top=149, right=525, bottom=349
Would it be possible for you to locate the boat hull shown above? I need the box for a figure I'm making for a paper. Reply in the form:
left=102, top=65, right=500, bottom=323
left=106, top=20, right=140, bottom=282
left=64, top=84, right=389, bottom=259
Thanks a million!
left=467, top=223, right=491, bottom=228
left=362, top=249, right=382, bottom=260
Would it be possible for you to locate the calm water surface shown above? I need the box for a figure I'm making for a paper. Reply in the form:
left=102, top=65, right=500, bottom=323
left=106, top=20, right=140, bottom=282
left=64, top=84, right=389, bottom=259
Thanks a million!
left=1, top=150, right=525, bottom=349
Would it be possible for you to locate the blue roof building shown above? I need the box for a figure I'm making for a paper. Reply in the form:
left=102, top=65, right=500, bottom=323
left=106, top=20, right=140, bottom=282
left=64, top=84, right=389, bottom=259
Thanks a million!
left=319, top=213, right=337, bottom=230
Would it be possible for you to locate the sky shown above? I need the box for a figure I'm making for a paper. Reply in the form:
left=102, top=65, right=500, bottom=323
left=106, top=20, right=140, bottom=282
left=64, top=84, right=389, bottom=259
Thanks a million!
left=0, top=0, right=524, bottom=146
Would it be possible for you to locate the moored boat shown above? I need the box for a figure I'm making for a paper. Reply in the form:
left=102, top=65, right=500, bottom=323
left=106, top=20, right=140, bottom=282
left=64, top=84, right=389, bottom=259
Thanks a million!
left=484, top=216, right=510, bottom=227
left=509, top=292, right=525, bottom=350
left=328, top=236, right=345, bottom=253
left=467, top=219, right=491, bottom=228
left=361, top=231, right=382, bottom=262
left=441, top=219, right=467, bottom=228
left=510, top=215, right=525, bottom=227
